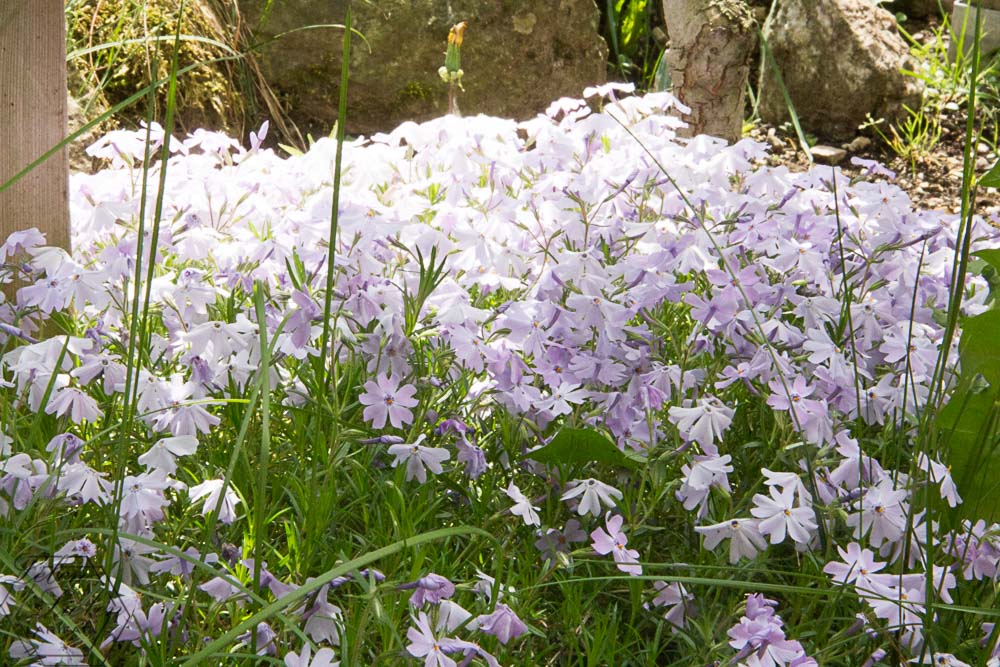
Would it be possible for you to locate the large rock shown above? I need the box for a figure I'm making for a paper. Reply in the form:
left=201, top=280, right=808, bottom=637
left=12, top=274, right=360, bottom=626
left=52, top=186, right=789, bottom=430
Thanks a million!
left=238, top=1, right=608, bottom=137
left=758, top=0, right=923, bottom=141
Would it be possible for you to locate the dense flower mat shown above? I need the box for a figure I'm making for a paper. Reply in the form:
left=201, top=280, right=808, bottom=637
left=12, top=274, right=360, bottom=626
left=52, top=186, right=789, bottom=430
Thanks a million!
left=0, top=84, right=998, bottom=665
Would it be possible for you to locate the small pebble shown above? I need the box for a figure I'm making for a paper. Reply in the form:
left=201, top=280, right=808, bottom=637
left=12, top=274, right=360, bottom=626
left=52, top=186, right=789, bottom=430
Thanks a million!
left=843, top=136, right=871, bottom=153
left=810, top=144, right=847, bottom=165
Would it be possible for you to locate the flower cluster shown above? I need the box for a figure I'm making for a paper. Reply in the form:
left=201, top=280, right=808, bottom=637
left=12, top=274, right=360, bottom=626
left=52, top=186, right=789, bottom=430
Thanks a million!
left=0, top=80, right=994, bottom=663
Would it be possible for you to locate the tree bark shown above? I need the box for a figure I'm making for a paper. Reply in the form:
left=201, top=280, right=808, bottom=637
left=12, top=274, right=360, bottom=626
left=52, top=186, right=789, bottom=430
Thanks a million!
left=661, top=0, right=756, bottom=144
left=0, top=0, right=70, bottom=253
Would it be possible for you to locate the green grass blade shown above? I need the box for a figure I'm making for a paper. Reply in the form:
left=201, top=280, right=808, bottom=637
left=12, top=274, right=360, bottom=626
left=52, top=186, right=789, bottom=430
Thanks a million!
left=180, top=526, right=494, bottom=665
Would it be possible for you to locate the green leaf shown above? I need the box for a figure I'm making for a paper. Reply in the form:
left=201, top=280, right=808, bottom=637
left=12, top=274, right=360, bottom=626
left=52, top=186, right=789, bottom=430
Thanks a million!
left=980, top=157, right=1000, bottom=189
left=529, top=427, right=641, bottom=469
left=936, top=380, right=1000, bottom=522
left=958, top=310, right=1000, bottom=387
left=973, top=248, right=1000, bottom=275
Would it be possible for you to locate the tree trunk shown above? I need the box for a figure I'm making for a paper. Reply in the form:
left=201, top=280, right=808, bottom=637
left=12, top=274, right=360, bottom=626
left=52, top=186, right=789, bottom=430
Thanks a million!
left=0, top=0, right=70, bottom=254
left=661, top=0, right=756, bottom=144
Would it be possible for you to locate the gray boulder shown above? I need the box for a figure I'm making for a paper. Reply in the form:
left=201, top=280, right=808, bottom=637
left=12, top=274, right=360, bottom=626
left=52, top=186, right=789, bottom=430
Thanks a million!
left=758, top=0, right=923, bottom=140
left=238, top=1, right=608, bottom=137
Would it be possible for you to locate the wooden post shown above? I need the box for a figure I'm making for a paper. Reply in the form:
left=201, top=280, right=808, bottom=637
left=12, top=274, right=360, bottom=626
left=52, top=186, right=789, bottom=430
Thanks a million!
left=0, top=0, right=70, bottom=253
left=662, top=0, right=756, bottom=144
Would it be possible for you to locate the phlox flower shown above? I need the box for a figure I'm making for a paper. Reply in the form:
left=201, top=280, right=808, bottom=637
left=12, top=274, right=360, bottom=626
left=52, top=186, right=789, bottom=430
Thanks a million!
left=749, top=486, right=817, bottom=546
left=591, top=513, right=642, bottom=575
left=676, top=453, right=733, bottom=518
left=189, top=478, right=242, bottom=524
left=475, top=603, right=529, bottom=645
left=102, top=598, right=175, bottom=649
left=667, top=396, right=734, bottom=451
left=765, top=376, right=833, bottom=444
left=983, top=622, right=1000, bottom=663
left=113, top=539, right=158, bottom=587
left=539, top=382, right=589, bottom=418
left=53, top=538, right=98, bottom=564
left=10, top=624, right=85, bottom=666
left=648, top=581, right=694, bottom=630
left=761, top=468, right=813, bottom=505
left=119, top=470, right=171, bottom=526
left=55, top=462, right=110, bottom=506
left=284, top=645, right=339, bottom=667
left=0, top=228, right=45, bottom=259
left=766, top=375, right=813, bottom=413
left=435, top=600, right=473, bottom=634
left=405, top=611, right=456, bottom=667
left=727, top=616, right=808, bottom=667
left=71, top=352, right=126, bottom=395
left=24, top=562, right=62, bottom=598
left=822, top=542, right=887, bottom=595
left=847, top=479, right=908, bottom=547
left=199, top=575, right=248, bottom=604
left=44, top=384, right=103, bottom=424
left=359, top=372, right=419, bottom=429
left=684, top=289, right=740, bottom=332
left=149, top=547, right=217, bottom=579
left=454, top=436, right=487, bottom=479
left=695, top=518, right=768, bottom=564
left=950, top=520, right=1000, bottom=581
left=387, top=435, right=450, bottom=483
left=46, top=433, right=84, bottom=463
left=912, top=655, right=970, bottom=667
left=505, top=481, right=540, bottom=526
left=472, top=570, right=514, bottom=602
left=917, top=453, right=962, bottom=508
left=865, top=582, right=925, bottom=637
left=534, top=519, right=586, bottom=562
left=560, top=478, right=623, bottom=517
left=150, top=380, right=221, bottom=437
left=302, top=583, right=343, bottom=645
left=137, top=435, right=199, bottom=475
left=400, top=573, right=455, bottom=606
left=237, top=622, right=278, bottom=657
left=726, top=593, right=815, bottom=667
left=0, top=574, right=18, bottom=618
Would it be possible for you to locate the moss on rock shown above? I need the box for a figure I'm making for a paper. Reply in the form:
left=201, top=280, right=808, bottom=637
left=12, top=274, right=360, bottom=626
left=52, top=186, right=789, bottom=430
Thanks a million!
left=66, top=0, right=245, bottom=135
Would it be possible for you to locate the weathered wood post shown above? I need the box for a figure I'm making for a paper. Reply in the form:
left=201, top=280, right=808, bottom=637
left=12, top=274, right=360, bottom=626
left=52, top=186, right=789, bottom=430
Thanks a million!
left=661, top=0, right=756, bottom=144
left=0, top=0, right=71, bottom=253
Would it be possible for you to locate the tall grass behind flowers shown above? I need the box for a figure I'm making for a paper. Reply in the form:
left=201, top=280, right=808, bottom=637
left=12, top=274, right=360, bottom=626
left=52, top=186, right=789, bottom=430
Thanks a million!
left=1, top=6, right=1000, bottom=666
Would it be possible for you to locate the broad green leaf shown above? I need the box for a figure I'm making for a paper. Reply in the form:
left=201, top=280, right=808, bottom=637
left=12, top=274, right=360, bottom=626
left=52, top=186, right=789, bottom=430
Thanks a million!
left=936, top=381, right=1000, bottom=522
left=529, top=427, right=641, bottom=469
left=972, top=248, right=1000, bottom=276
left=959, top=310, right=1000, bottom=387
left=980, top=157, right=1000, bottom=189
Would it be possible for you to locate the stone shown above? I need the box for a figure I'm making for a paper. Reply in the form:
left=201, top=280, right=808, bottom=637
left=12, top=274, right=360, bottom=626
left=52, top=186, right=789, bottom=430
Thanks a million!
left=951, top=1, right=1000, bottom=62
left=237, top=1, right=608, bottom=137
left=67, top=0, right=247, bottom=135
left=758, top=0, right=923, bottom=141
left=765, top=127, right=784, bottom=151
left=810, top=145, right=848, bottom=165
left=843, top=135, right=872, bottom=153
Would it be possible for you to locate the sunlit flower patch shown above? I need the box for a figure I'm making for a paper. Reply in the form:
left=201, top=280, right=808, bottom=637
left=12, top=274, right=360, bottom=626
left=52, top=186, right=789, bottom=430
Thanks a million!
left=0, top=83, right=998, bottom=664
